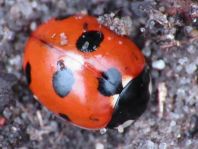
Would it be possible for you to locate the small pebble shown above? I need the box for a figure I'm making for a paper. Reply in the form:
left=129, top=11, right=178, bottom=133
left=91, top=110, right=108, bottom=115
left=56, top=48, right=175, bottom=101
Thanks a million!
left=140, top=27, right=145, bottom=32
left=3, top=108, right=12, bottom=119
left=4, top=29, right=15, bottom=41
left=117, top=125, right=124, bottom=133
left=99, top=128, right=107, bottom=134
left=143, top=47, right=151, bottom=57
left=95, top=143, right=104, bottom=149
left=18, top=1, right=33, bottom=19
left=170, top=121, right=176, bottom=127
left=185, top=63, right=197, bottom=74
left=30, top=22, right=37, bottom=31
left=166, top=34, right=174, bottom=40
left=152, top=59, right=166, bottom=70
left=159, top=143, right=167, bottom=149
left=11, top=126, right=17, bottom=132
left=31, top=1, right=38, bottom=8
left=146, top=140, right=157, bottom=149
left=178, top=57, right=188, bottom=65
left=187, top=45, right=196, bottom=54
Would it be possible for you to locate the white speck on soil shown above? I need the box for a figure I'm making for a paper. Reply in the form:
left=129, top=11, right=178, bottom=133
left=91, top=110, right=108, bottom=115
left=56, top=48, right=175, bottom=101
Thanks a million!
left=152, top=59, right=166, bottom=70
left=185, top=63, right=197, bottom=74
left=95, top=142, right=104, bottom=149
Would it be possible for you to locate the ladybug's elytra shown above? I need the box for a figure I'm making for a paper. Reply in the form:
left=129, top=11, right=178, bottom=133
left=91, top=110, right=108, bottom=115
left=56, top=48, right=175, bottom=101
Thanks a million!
left=23, top=15, right=150, bottom=130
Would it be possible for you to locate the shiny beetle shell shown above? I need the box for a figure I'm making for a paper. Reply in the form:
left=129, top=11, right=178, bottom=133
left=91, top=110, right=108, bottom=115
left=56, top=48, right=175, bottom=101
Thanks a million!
left=23, top=15, right=150, bottom=129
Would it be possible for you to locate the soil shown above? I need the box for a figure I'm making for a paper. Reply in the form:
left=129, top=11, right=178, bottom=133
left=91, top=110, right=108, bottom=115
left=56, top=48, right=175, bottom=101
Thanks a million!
left=0, top=0, right=198, bottom=149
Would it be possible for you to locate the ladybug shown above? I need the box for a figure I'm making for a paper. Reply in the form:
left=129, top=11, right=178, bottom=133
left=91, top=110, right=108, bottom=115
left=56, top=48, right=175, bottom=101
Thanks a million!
left=23, top=15, right=150, bottom=130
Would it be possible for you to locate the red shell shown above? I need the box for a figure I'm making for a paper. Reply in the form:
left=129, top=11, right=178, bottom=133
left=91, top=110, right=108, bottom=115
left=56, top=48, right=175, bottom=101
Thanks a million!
left=23, top=15, right=145, bottom=129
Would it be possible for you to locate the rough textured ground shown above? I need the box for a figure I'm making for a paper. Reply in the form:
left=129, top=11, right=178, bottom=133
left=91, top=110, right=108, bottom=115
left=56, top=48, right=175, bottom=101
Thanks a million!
left=0, top=0, right=198, bottom=149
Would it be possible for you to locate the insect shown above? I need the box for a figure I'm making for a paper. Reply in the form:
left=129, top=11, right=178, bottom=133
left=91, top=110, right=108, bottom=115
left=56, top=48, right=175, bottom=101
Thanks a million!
left=23, top=15, right=150, bottom=130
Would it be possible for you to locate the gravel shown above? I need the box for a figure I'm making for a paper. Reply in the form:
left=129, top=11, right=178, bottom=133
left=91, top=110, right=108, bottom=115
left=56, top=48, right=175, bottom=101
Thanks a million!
left=0, top=0, right=198, bottom=149
left=152, top=59, right=166, bottom=70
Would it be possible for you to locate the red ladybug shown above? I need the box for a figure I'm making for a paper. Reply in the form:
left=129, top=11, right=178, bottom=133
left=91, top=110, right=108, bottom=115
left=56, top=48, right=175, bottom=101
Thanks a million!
left=23, top=15, right=150, bottom=129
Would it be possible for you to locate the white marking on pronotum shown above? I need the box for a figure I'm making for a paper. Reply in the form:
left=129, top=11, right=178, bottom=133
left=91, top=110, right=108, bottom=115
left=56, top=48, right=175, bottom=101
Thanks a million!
left=112, top=94, right=119, bottom=107
left=122, top=76, right=132, bottom=87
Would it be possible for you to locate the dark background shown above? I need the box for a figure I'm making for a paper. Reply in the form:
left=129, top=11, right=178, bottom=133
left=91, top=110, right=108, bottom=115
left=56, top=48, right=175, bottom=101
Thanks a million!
left=0, top=0, right=198, bottom=148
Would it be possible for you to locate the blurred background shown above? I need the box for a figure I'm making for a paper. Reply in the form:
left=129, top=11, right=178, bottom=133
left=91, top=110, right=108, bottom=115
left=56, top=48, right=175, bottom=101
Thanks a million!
left=0, top=0, right=198, bottom=148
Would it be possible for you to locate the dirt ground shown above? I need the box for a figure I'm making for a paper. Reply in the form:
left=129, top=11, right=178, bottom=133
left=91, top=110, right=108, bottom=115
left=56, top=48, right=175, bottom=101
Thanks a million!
left=0, top=0, right=198, bottom=149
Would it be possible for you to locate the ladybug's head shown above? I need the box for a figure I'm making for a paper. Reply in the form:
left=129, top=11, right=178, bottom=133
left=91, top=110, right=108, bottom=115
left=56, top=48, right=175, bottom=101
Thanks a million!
left=107, top=66, right=150, bottom=129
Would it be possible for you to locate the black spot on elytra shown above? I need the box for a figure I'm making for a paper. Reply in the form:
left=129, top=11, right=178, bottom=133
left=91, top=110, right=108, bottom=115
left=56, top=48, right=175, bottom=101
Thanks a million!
left=98, top=68, right=123, bottom=96
left=107, top=67, right=150, bottom=128
left=59, top=113, right=70, bottom=121
left=25, top=62, right=31, bottom=85
left=52, top=61, right=75, bottom=97
left=76, top=31, right=104, bottom=52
